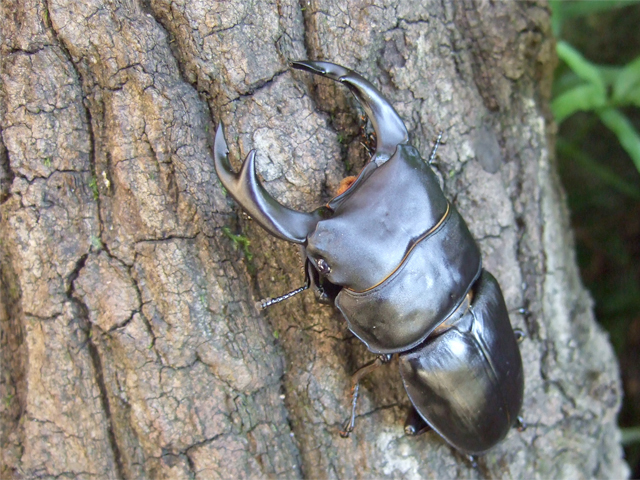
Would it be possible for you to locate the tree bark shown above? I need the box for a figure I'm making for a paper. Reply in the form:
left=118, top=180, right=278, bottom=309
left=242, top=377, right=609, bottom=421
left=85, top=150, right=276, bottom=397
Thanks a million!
left=0, top=0, right=629, bottom=478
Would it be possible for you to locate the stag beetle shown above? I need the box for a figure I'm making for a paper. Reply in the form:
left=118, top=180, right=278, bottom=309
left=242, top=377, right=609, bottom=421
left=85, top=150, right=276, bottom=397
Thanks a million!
left=214, top=61, right=524, bottom=455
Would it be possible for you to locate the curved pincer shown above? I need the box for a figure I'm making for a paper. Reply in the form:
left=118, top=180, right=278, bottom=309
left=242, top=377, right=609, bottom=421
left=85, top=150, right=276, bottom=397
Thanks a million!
left=291, top=60, right=408, bottom=165
left=214, top=123, right=324, bottom=244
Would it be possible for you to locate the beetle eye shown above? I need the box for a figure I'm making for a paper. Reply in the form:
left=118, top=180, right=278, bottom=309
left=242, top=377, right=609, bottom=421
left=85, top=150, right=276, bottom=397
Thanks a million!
left=316, top=258, right=331, bottom=275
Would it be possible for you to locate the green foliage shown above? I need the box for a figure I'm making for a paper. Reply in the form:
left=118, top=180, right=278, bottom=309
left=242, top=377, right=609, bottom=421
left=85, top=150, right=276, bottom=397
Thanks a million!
left=613, top=55, right=640, bottom=106
left=551, top=1, right=640, bottom=457
left=550, top=0, right=640, bottom=37
left=88, top=176, right=99, bottom=200
left=556, top=139, right=640, bottom=199
left=222, top=227, right=253, bottom=261
left=552, top=39, right=640, bottom=182
left=199, top=292, right=208, bottom=308
left=90, top=234, right=103, bottom=251
left=599, top=108, right=640, bottom=173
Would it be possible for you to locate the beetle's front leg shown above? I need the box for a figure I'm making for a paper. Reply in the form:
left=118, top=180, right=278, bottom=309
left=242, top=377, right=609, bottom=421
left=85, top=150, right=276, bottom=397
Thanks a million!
left=340, top=354, right=392, bottom=438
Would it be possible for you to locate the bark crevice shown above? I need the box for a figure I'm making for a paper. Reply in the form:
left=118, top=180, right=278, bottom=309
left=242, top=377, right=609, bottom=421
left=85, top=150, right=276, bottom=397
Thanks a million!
left=0, top=131, right=14, bottom=204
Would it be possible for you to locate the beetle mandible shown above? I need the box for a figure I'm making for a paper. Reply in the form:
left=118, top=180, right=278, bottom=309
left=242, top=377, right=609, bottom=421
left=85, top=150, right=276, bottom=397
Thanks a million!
left=214, top=61, right=524, bottom=455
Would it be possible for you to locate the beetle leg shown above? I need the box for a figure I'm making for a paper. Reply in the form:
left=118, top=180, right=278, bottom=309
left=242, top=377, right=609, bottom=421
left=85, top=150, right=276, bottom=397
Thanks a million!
left=516, top=415, right=528, bottom=432
left=258, top=259, right=312, bottom=309
left=340, top=354, right=392, bottom=437
left=404, top=405, right=432, bottom=436
left=428, top=131, right=443, bottom=164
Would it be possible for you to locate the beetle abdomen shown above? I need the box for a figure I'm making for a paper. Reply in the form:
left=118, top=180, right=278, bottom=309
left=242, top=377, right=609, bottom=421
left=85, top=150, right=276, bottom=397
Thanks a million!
left=398, top=271, right=524, bottom=454
left=335, top=204, right=482, bottom=354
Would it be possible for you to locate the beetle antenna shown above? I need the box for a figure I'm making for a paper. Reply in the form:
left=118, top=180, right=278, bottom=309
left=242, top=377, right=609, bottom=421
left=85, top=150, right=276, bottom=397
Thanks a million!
left=258, top=264, right=311, bottom=309
left=428, top=131, right=443, bottom=164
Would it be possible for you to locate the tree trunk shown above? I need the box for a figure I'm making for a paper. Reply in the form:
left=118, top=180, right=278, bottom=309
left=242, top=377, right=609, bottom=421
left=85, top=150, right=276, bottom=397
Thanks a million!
left=0, top=0, right=629, bottom=478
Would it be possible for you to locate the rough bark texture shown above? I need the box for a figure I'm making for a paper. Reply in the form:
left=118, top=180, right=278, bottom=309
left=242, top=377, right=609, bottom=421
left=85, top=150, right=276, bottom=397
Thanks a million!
left=0, top=0, right=629, bottom=478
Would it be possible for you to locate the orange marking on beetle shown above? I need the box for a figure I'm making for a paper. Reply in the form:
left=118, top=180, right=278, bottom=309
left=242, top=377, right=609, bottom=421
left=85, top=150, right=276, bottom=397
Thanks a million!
left=336, top=176, right=358, bottom=196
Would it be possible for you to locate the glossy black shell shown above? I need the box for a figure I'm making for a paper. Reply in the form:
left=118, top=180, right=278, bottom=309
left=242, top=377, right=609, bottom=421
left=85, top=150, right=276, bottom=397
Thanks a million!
left=306, top=144, right=482, bottom=353
left=399, top=271, right=524, bottom=454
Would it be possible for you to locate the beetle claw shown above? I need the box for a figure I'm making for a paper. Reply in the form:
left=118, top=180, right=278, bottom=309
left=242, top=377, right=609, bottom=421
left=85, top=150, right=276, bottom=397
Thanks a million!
left=404, top=406, right=431, bottom=436
left=339, top=420, right=353, bottom=438
left=516, top=415, right=528, bottom=432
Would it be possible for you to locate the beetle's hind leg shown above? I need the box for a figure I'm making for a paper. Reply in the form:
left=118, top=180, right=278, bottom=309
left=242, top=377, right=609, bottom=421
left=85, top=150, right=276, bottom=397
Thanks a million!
left=404, top=405, right=432, bottom=436
left=515, top=415, right=528, bottom=431
left=340, top=354, right=392, bottom=438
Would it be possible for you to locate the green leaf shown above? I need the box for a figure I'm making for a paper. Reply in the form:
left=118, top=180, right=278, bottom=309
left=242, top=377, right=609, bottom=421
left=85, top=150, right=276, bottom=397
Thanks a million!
left=556, top=41, right=605, bottom=95
left=553, top=71, right=583, bottom=97
left=598, top=108, right=640, bottom=174
left=552, top=0, right=632, bottom=19
left=625, top=84, right=640, bottom=107
left=597, top=65, right=623, bottom=88
left=549, top=0, right=565, bottom=37
left=613, top=55, right=640, bottom=104
left=557, top=138, right=640, bottom=200
left=551, top=84, right=606, bottom=123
